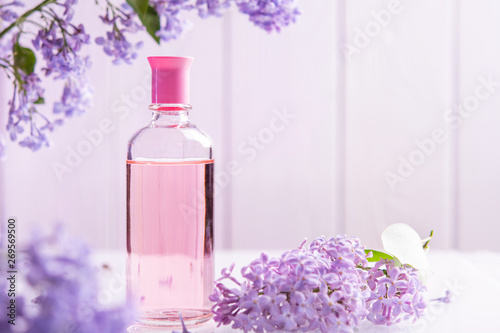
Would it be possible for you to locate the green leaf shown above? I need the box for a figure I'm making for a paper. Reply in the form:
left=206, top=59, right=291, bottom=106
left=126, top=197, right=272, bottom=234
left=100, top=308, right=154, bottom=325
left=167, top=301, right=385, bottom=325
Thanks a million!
left=365, top=249, right=403, bottom=267
left=127, top=0, right=148, bottom=15
left=365, top=249, right=395, bottom=262
left=142, top=6, right=160, bottom=44
left=127, top=0, right=160, bottom=44
left=14, top=44, right=36, bottom=75
left=34, top=97, right=45, bottom=105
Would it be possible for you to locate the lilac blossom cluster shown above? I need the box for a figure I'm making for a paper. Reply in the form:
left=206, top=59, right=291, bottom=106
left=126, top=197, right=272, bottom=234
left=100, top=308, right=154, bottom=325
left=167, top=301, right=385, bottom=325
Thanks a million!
left=149, top=0, right=300, bottom=42
left=211, top=236, right=427, bottom=333
left=7, top=72, right=50, bottom=151
left=365, top=260, right=427, bottom=325
left=0, top=226, right=134, bottom=333
left=33, top=19, right=93, bottom=116
left=1, top=0, right=92, bottom=154
left=149, top=0, right=194, bottom=42
left=235, top=0, right=300, bottom=32
left=95, top=2, right=144, bottom=65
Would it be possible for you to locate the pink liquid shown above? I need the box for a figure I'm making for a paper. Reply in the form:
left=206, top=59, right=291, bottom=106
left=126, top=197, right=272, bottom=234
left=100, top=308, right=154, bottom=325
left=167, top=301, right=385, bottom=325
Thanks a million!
left=126, top=159, right=214, bottom=326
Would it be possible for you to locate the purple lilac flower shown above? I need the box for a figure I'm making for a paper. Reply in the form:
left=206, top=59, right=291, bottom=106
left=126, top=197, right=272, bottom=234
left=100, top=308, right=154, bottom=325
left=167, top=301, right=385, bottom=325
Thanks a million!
left=0, top=3, right=22, bottom=65
left=194, top=0, right=230, bottom=18
left=59, top=0, right=78, bottom=20
left=14, top=226, right=135, bottom=333
left=0, top=37, right=13, bottom=66
left=150, top=0, right=193, bottom=41
left=432, top=290, right=453, bottom=304
left=235, top=0, right=300, bottom=32
left=211, top=236, right=371, bottom=333
left=0, top=1, right=23, bottom=22
left=33, top=24, right=90, bottom=77
left=6, top=73, right=52, bottom=151
left=0, top=7, right=17, bottom=22
left=32, top=21, right=93, bottom=117
left=53, top=77, right=93, bottom=117
left=95, top=3, right=143, bottom=65
left=32, top=13, right=91, bottom=77
left=365, top=261, right=427, bottom=326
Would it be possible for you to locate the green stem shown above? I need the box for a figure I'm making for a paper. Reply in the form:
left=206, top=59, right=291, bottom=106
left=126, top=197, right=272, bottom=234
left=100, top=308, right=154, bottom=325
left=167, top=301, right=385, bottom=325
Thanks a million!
left=0, top=0, right=57, bottom=40
left=422, top=230, right=434, bottom=250
left=45, top=8, right=69, bottom=49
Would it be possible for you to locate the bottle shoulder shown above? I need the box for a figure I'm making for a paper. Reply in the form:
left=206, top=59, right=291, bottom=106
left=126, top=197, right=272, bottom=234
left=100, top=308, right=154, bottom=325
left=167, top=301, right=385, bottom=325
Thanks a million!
left=130, top=123, right=212, bottom=145
left=128, top=122, right=213, bottom=160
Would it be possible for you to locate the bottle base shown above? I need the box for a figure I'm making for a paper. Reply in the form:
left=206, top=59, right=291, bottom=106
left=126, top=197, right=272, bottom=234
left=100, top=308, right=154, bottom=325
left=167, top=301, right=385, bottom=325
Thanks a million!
left=128, top=319, right=215, bottom=333
left=130, top=308, right=213, bottom=328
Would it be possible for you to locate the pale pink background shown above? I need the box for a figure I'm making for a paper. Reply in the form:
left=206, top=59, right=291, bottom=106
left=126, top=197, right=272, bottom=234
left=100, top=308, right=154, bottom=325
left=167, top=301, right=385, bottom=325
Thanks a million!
left=1, top=0, right=499, bottom=252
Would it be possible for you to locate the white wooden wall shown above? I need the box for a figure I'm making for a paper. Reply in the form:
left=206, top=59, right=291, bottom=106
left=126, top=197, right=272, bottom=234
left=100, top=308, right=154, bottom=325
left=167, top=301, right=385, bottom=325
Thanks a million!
left=1, top=0, right=500, bottom=251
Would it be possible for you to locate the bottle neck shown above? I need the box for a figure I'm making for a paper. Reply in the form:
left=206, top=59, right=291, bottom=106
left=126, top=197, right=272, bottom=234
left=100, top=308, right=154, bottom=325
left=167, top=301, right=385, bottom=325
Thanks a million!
left=149, top=103, right=191, bottom=127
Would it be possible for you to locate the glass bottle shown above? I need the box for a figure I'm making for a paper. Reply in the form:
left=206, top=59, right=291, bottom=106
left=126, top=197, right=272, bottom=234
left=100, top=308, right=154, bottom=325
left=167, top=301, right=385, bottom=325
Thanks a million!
left=126, top=56, right=214, bottom=327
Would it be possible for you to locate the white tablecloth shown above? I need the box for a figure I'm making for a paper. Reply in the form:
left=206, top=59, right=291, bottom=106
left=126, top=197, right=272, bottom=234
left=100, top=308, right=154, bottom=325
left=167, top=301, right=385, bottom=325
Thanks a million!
left=99, top=249, right=500, bottom=333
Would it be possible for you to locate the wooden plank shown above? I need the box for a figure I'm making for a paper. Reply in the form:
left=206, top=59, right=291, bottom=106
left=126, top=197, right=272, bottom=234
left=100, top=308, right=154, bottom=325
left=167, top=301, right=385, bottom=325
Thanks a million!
left=457, top=0, right=500, bottom=251
left=227, top=1, right=343, bottom=249
left=344, top=0, right=456, bottom=249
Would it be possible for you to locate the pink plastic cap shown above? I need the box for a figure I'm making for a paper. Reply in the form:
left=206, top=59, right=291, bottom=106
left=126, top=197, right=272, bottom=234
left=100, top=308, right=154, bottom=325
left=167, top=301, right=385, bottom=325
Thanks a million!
left=148, top=56, right=193, bottom=104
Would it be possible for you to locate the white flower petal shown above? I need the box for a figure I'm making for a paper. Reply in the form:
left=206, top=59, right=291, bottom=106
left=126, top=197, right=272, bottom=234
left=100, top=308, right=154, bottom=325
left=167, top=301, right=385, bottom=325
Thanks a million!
left=381, top=223, right=431, bottom=270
